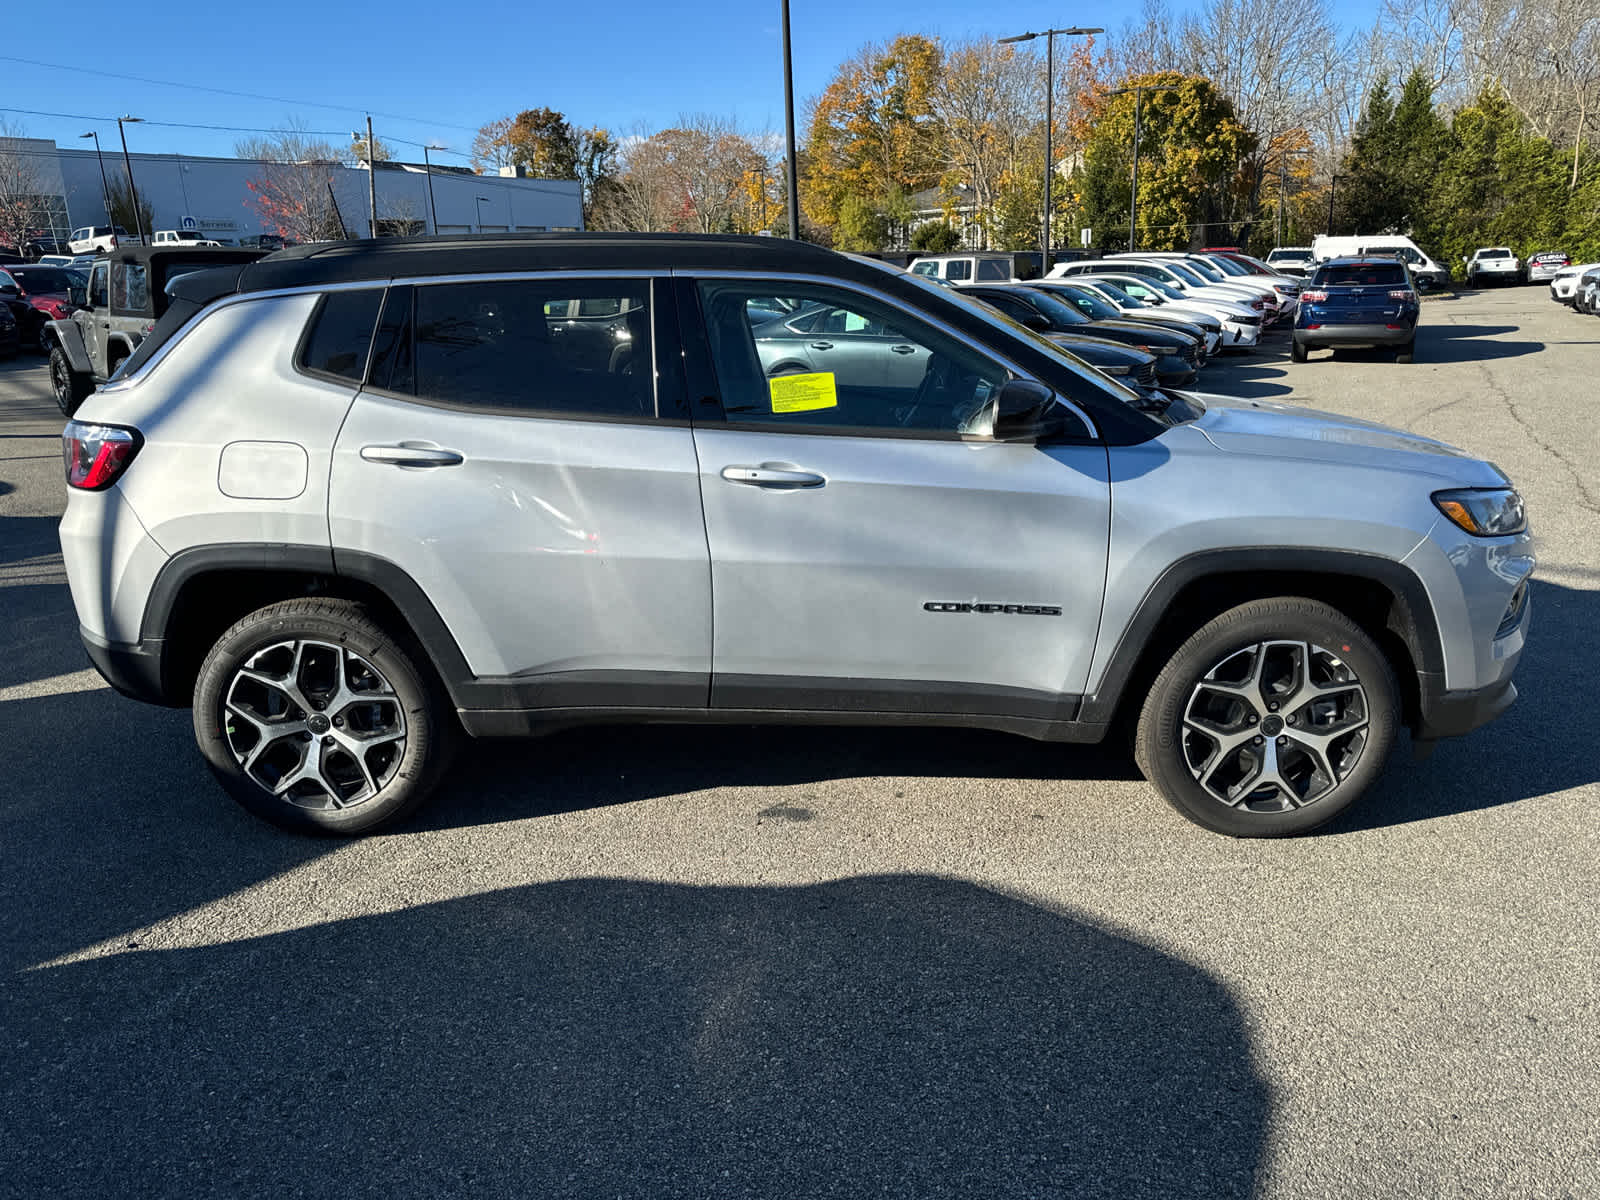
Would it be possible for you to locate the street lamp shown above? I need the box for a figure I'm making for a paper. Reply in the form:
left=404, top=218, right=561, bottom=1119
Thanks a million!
left=1105, top=85, right=1157, bottom=251
left=115, top=115, right=146, bottom=244
left=422, top=144, right=444, bottom=235
left=1327, top=174, right=1343, bottom=236
left=78, top=132, right=114, bottom=229
left=780, top=0, right=800, bottom=240
left=475, top=195, right=490, bottom=231
left=998, top=25, right=1103, bottom=273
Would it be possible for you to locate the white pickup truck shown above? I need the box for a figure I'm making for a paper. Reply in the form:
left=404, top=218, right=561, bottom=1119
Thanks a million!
left=1465, top=247, right=1524, bottom=286
left=152, top=230, right=223, bottom=248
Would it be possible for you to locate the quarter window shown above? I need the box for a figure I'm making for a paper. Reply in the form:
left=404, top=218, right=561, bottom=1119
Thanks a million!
left=299, top=290, right=384, bottom=383
left=696, top=280, right=1007, bottom=436
left=88, top=264, right=109, bottom=308
left=372, top=279, right=654, bottom=418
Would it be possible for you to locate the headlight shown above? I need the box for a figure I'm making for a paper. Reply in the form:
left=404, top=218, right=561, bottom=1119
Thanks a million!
left=1433, top=487, right=1527, bottom=536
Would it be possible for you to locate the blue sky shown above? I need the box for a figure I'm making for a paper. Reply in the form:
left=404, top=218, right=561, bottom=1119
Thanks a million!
left=5, top=0, right=1380, bottom=164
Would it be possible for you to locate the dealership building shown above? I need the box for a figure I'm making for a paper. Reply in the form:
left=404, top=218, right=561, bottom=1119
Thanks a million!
left=2, top=137, right=583, bottom=243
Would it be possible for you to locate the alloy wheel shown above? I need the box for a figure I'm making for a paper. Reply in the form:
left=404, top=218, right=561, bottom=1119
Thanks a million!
left=222, top=638, right=407, bottom=810
left=1181, top=640, right=1370, bottom=812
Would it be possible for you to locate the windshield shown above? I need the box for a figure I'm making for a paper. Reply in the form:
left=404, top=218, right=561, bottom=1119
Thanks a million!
left=10, top=267, right=75, bottom=292
left=1089, top=280, right=1143, bottom=306
left=1162, top=262, right=1207, bottom=287
left=1048, top=284, right=1120, bottom=320
left=1183, top=259, right=1226, bottom=281
left=1021, top=288, right=1090, bottom=327
left=1203, top=256, right=1248, bottom=276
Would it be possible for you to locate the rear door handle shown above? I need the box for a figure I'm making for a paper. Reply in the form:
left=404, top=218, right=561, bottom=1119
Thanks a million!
left=721, top=465, right=825, bottom=489
left=809, top=340, right=834, bottom=350
left=360, top=444, right=464, bottom=467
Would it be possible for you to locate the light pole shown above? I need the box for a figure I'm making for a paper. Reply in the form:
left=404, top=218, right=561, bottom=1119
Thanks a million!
left=1327, top=174, right=1343, bottom=235
left=79, top=132, right=114, bottom=227
left=998, top=25, right=1103, bottom=273
left=115, top=115, right=146, bottom=244
left=780, top=0, right=800, bottom=240
left=475, top=195, right=490, bottom=232
left=422, top=144, right=443, bottom=235
left=1106, top=85, right=1156, bottom=250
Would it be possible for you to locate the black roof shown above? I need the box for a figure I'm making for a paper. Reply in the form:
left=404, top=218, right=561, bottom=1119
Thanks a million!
left=228, top=232, right=852, bottom=294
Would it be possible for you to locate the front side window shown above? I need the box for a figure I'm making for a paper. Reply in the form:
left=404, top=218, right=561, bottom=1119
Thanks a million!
left=696, top=280, right=1007, bottom=436
left=370, top=278, right=654, bottom=419
left=910, top=261, right=939, bottom=278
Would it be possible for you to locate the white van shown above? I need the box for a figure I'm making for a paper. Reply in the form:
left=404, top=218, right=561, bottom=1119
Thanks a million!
left=1310, top=235, right=1451, bottom=290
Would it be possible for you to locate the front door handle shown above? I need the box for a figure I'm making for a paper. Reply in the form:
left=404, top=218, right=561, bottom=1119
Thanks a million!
left=721, top=464, right=825, bottom=489
left=890, top=344, right=916, bottom=354
left=808, top=340, right=834, bottom=351
left=360, top=444, right=464, bottom=467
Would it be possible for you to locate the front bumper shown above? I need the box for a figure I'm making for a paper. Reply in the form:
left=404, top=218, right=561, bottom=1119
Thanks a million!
left=1294, top=322, right=1415, bottom=348
left=1415, top=676, right=1518, bottom=741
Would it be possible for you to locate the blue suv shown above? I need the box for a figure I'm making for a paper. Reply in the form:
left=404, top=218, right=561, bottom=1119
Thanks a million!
left=1292, top=256, right=1420, bottom=363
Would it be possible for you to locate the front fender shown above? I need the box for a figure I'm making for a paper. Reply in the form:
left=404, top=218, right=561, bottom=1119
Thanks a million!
left=44, top=319, right=93, bottom=373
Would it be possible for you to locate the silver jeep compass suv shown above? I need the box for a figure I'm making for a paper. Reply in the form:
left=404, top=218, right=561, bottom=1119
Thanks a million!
left=59, top=235, right=1533, bottom=837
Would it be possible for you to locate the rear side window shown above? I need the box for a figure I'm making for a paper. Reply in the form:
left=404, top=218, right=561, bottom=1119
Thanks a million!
left=976, top=259, right=1009, bottom=281
left=299, top=290, right=383, bottom=383
left=117, top=263, right=149, bottom=311
left=1315, top=263, right=1407, bottom=287
left=945, top=260, right=972, bottom=281
left=371, top=278, right=654, bottom=419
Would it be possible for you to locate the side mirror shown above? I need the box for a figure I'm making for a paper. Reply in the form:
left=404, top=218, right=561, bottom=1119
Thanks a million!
left=1020, top=313, right=1051, bottom=332
left=992, top=379, right=1061, bottom=442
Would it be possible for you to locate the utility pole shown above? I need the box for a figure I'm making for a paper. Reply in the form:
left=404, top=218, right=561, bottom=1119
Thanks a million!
left=1327, top=174, right=1342, bottom=235
left=999, top=26, right=1103, bottom=272
left=781, top=0, right=800, bottom=240
left=115, top=116, right=146, bottom=243
left=78, top=132, right=114, bottom=225
left=422, top=144, right=442, bottom=235
left=366, top=116, right=379, bottom=238
left=1105, top=85, right=1153, bottom=250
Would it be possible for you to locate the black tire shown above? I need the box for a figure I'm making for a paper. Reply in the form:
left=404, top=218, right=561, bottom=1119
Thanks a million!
left=1134, top=597, right=1399, bottom=837
left=49, top=344, right=91, bottom=416
left=1290, top=340, right=1309, bottom=363
left=1396, top=338, right=1414, bottom=364
left=192, top=598, right=456, bottom=835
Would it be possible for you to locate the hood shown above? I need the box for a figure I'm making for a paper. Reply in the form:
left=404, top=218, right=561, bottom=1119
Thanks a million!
left=1077, top=318, right=1196, bottom=347
left=1183, top=392, right=1506, bottom=483
left=1046, top=333, right=1153, bottom=366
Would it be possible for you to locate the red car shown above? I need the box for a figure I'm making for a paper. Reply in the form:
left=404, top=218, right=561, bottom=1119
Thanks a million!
left=0, top=264, right=81, bottom=353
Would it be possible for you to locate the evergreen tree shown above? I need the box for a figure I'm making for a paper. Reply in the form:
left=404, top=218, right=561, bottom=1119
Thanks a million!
left=1338, top=77, right=1398, bottom=234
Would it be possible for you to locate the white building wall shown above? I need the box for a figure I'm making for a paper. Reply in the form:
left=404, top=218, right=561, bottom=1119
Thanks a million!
left=47, top=145, right=582, bottom=240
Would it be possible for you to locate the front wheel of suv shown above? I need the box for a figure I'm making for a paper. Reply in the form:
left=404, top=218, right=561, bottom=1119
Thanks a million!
left=1134, top=598, right=1399, bottom=837
left=193, top=598, right=455, bottom=835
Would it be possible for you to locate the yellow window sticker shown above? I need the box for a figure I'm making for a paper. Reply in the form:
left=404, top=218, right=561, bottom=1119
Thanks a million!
left=768, top=371, right=839, bottom=413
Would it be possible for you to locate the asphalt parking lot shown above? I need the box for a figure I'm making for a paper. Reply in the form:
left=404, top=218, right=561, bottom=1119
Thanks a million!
left=2, top=289, right=1596, bottom=1199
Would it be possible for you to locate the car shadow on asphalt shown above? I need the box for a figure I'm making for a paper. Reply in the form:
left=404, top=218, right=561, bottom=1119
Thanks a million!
left=2, top=872, right=1270, bottom=1198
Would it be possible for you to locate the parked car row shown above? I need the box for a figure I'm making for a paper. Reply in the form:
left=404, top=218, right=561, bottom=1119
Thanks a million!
left=1548, top=259, right=1600, bottom=313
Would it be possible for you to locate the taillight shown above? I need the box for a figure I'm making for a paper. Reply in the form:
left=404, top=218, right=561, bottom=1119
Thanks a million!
left=1300, top=290, right=1329, bottom=303
left=1388, top=289, right=1415, bottom=302
left=62, top=421, right=141, bottom=490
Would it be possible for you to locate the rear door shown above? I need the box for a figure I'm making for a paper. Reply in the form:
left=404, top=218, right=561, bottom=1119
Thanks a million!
left=328, top=274, right=711, bottom=709
left=682, top=275, right=1111, bottom=721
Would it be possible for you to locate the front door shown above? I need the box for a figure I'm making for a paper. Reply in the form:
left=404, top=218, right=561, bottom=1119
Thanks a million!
left=684, top=276, right=1111, bottom=721
left=84, top=262, right=110, bottom=376
left=328, top=276, right=711, bottom=709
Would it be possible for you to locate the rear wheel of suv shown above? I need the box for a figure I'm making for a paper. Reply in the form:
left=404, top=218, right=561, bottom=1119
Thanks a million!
left=1396, top=338, right=1415, bottom=364
left=1290, top=340, right=1309, bottom=363
left=193, top=598, right=455, bottom=835
left=1134, top=598, right=1399, bottom=837
left=49, top=345, right=91, bottom=416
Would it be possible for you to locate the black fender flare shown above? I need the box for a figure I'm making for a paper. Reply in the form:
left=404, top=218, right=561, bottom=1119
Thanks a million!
left=1078, top=547, right=1444, bottom=726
